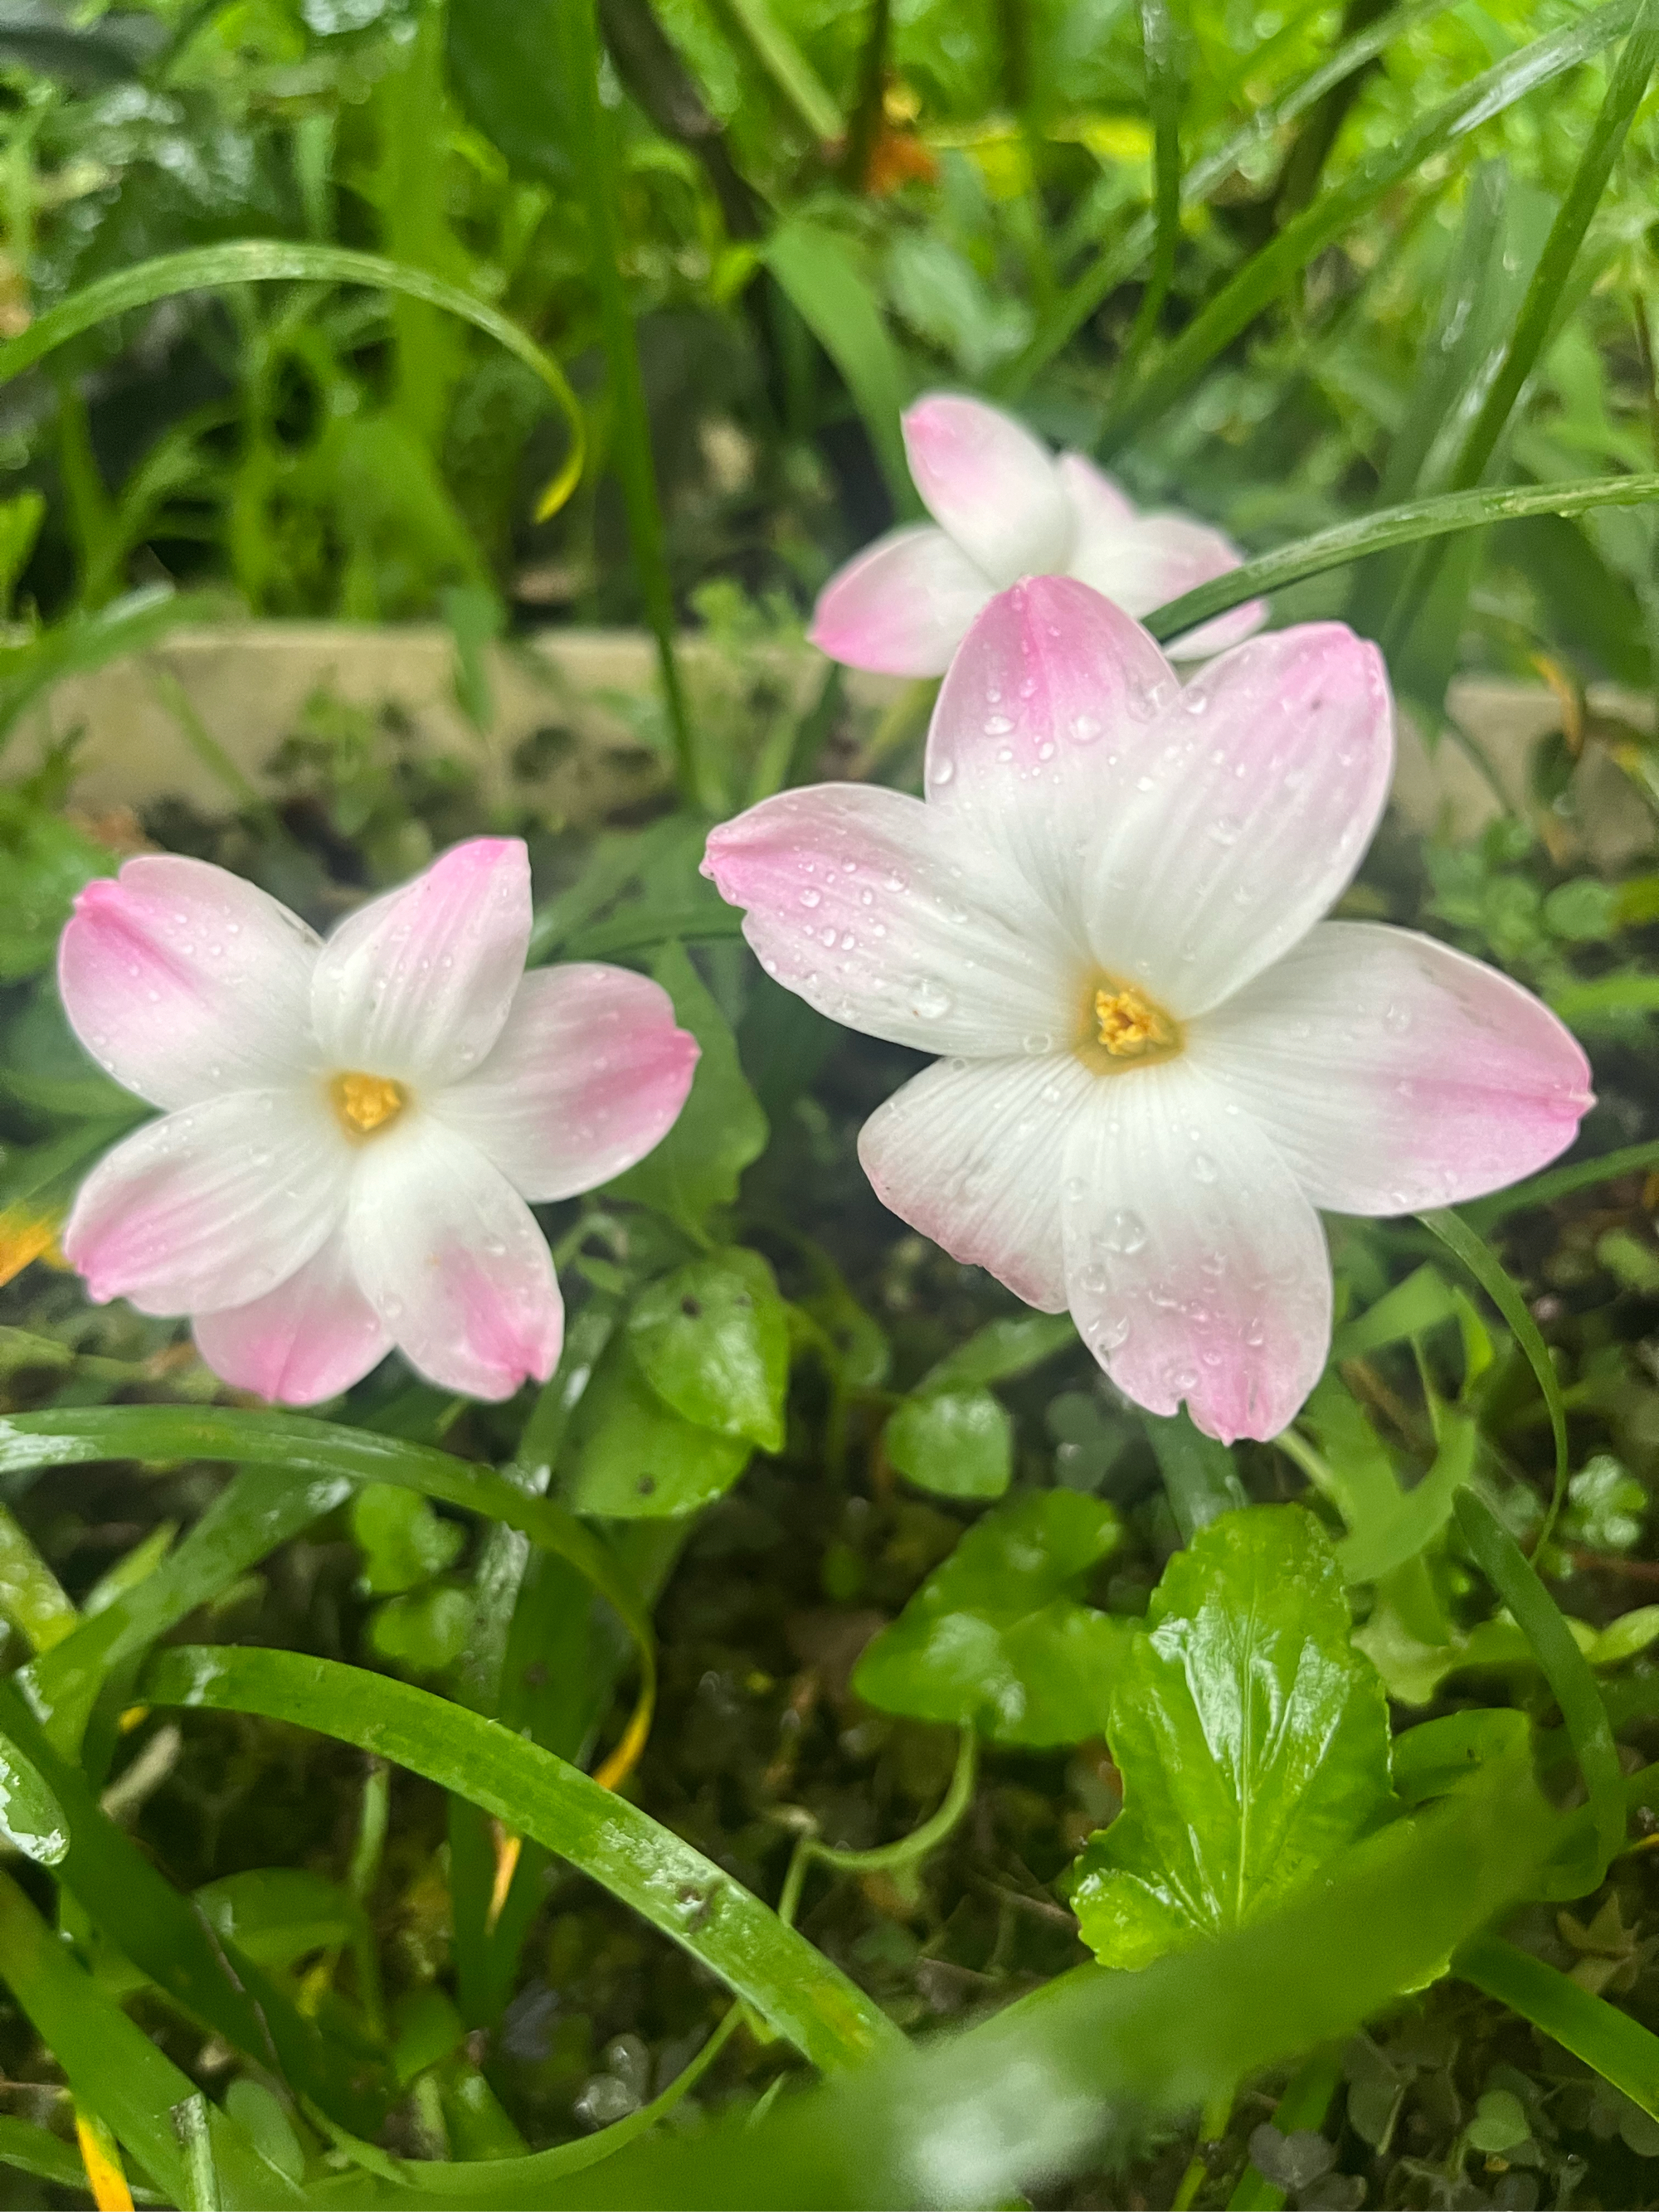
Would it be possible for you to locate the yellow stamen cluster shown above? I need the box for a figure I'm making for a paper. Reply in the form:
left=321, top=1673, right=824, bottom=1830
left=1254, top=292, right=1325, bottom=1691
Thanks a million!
left=331, top=1072, right=408, bottom=1137
left=1078, top=981, right=1183, bottom=1071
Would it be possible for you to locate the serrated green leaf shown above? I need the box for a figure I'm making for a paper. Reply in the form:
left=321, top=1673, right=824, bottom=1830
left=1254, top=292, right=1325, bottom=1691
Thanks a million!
left=627, top=1247, right=788, bottom=1451
left=854, top=1490, right=1129, bottom=1746
left=604, top=942, right=767, bottom=1235
left=883, top=1387, right=1012, bottom=1501
left=564, top=1339, right=752, bottom=1518
left=1070, top=1506, right=1393, bottom=1970
left=351, top=1485, right=466, bottom=1596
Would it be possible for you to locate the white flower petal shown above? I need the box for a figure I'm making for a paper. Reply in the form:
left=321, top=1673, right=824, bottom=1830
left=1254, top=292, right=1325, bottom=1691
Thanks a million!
left=809, top=523, right=993, bottom=676
left=921, top=575, right=1180, bottom=938
left=858, top=1053, right=1097, bottom=1310
left=1190, top=922, right=1594, bottom=1213
left=1082, top=624, right=1394, bottom=1016
left=194, top=1232, right=390, bottom=1405
left=703, top=783, right=1078, bottom=1056
left=347, top=1116, right=563, bottom=1401
left=61, top=1089, right=349, bottom=1316
left=436, top=965, right=699, bottom=1202
left=902, top=394, right=1075, bottom=586
left=1058, top=454, right=1266, bottom=659
left=58, top=856, right=319, bottom=1109
left=310, top=838, right=532, bottom=1086
left=1062, top=1057, right=1331, bottom=1443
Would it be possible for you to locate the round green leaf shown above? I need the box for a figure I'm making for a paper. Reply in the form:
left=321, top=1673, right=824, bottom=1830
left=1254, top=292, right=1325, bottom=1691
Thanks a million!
left=628, top=1250, right=789, bottom=1451
left=854, top=1490, right=1128, bottom=1746
left=884, top=1387, right=1012, bottom=1501
left=565, top=1342, right=752, bottom=1519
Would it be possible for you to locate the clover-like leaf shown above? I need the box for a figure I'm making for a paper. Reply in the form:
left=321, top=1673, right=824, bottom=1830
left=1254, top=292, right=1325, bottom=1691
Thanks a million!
left=884, top=1386, right=1012, bottom=1500
left=563, top=1339, right=752, bottom=1519
left=1070, top=1505, right=1393, bottom=1969
left=852, top=1490, right=1131, bottom=1747
left=351, top=1485, right=465, bottom=1597
left=627, top=1247, right=788, bottom=1451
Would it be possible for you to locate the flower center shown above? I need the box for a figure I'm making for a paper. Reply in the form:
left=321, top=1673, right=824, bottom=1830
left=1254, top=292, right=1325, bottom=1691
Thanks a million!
left=330, top=1072, right=409, bottom=1138
left=1077, top=980, right=1183, bottom=1072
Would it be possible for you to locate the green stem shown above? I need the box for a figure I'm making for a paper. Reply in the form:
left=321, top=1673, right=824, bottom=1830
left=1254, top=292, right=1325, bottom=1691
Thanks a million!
left=557, top=0, right=703, bottom=806
left=1173, top=2085, right=1235, bottom=2212
left=780, top=1728, right=978, bottom=1926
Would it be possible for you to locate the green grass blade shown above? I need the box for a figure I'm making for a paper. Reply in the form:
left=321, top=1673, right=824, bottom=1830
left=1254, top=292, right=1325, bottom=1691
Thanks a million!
left=1462, top=1139, right=1659, bottom=1232
left=0, top=1713, right=67, bottom=1864
left=0, top=584, right=232, bottom=748
left=141, top=1645, right=901, bottom=2075
left=1228, top=2045, right=1343, bottom=2210
left=1452, top=1491, right=1623, bottom=1884
left=1383, top=0, right=1659, bottom=648
left=1141, top=1407, right=1247, bottom=1539
left=1117, top=0, right=1184, bottom=378
left=1457, top=1933, right=1659, bottom=2117
left=1420, top=1208, right=1569, bottom=1539
left=555, top=0, right=703, bottom=805
left=1097, top=2, right=1640, bottom=459
left=0, top=1678, right=392, bottom=2134
left=1005, top=0, right=1460, bottom=392
left=0, top=1868, right=292, bottom=2210
left=0, top=2118, right=97, bottom=2197
left=716, top=0, right=841, bottom=139
left=1143, top=473, right=1659, bottom=643
left=503, top=1753, right=1559, bottom=2209
left=763, top=216, right=917, bottom=516
left=0, top=242, right=584, bottom=520
left=2, top=1407, right=654, bottom=1758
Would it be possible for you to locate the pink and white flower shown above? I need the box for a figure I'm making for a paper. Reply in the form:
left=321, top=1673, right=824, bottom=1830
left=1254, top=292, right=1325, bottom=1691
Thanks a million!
left=704, top=578, right=1591, bottom=1443
left=810, top=391, right=1266, bottom=677
left=57, top=839, right=698, bottom=1406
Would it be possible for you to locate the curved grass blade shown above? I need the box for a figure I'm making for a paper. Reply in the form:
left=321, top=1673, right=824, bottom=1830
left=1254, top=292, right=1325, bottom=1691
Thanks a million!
left=1383, top=0, right=1659, bottom=649
left=1335, top=1410, right=1477, bottom=1587
left=141, top=1645, right=901, bottom=2076
left=0, top=1714, right=67, bottom=1864
left=1420, top=1208, right=1569, bottom=1539
left=303, top=2009, right=744, bottom=2208
left=1456, top=1933, right=1659, bottom=2117
left=1005, top=0, right=1460, bottom=391
left=1452, top=1491, right=1623, bottom=1886
left=0, top=1678, right=391, bottom=2133
left=0, top=243, right=584, bottom=521
left=0, top=584, right=233, bottom=748
left=0, top=1406, right=656, bottom=1763
left=508, top=1753, right=1559, bottom=2211
left=1463, top=1138, right=1659, bottom=1232
left=0, top=1869, right=293, bottom=2210
left=1097, top=2, right=1641, bottom=458
left=1145, top=473, right=1659, bottom=644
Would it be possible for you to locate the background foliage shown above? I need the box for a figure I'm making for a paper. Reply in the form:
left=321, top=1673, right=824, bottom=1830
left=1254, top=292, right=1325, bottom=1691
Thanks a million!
left=5, top=0, right=1659, bottom=2206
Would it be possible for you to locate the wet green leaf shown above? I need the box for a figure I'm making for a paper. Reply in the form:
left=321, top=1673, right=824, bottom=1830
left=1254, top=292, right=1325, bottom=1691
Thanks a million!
left=0, top=1724, right=68, bottom=1866
left=921, top=1312, right=1077, bottom=1391
left=605, top=942, right=767, bottom=1235
left=351, top=1485, right=466, bottom=1596
left=884, top=1387, right=1012, bottom=1501
left=627, top=1248, right=788, bottom=1451
left=854, top=1490, right=1130, bottom=1746
left=1070, top=1506, right=1393, bottom=1969
left=564, top=1339, right=751, bottom=1518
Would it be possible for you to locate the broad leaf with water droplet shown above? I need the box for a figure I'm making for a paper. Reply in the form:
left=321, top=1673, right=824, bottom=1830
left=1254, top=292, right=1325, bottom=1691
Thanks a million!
left=1069, top=1504, right=1393, bottom=1967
